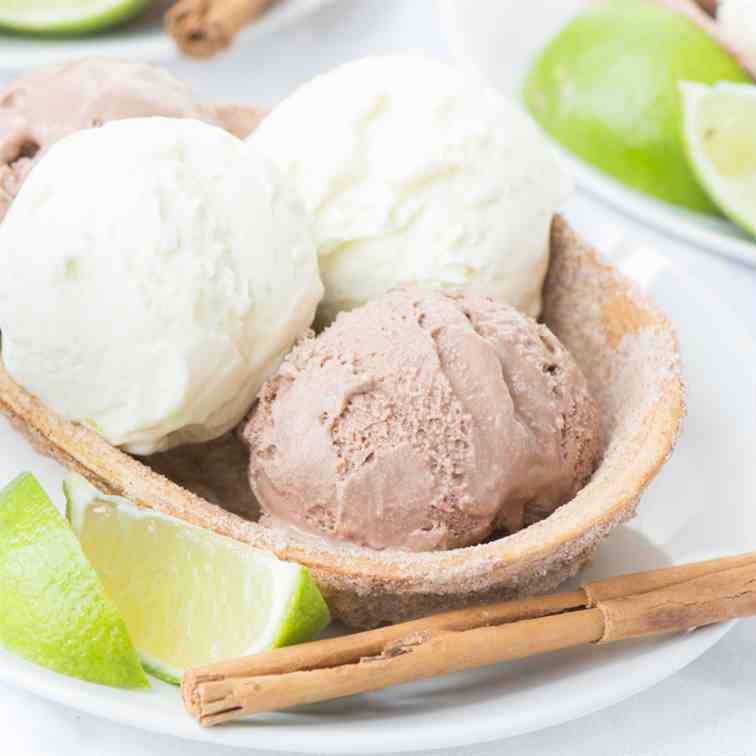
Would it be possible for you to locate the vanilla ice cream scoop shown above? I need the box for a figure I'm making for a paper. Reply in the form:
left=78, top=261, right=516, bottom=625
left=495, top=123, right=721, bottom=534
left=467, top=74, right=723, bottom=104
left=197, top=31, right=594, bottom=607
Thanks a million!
left=0, top=58, right=261, bottom=221
left=250, top=54, right=572, bottom=325
left=0, top=118, right=323, bottom=455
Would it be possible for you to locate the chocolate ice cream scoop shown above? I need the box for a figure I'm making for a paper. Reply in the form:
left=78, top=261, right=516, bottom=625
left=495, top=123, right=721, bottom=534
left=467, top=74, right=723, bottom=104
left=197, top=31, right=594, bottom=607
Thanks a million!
left=243, top=288, right=601, bottom=552
left=0, top=57, right=262, bottom=221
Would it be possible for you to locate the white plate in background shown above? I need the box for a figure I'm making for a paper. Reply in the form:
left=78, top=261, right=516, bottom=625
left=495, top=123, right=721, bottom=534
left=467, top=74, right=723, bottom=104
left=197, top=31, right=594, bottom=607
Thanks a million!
left=0, top=0, right=336, bottom=70
left=1, top=227, right=755, bottom=752
left=438, top=0, right=756, bottom=268
left=560, top=150, right=756, bottom=268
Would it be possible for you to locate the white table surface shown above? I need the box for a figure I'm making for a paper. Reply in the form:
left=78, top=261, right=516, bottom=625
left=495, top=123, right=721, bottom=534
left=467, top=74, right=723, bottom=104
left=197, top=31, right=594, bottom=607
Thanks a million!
left=2, top=2, right=756, bottom=754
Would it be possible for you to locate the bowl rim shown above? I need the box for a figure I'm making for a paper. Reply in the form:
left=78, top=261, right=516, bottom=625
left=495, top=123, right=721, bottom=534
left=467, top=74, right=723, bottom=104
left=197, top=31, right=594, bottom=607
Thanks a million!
left=0, top=217, right=685, bottom=592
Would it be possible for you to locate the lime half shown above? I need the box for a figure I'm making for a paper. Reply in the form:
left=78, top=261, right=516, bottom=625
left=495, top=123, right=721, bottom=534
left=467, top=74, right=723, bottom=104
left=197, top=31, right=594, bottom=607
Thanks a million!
left=0, top=473, right=148, bottom=688
left=0, top=0, right=150, bottom=35
left=65, top=474, right=331, bottom=684
left=681, top=81, right=756, bottom=237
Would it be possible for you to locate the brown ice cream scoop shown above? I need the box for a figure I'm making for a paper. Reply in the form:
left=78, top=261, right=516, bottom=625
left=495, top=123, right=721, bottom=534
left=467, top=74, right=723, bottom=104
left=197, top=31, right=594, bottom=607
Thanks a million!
left=242, top=288, right=601, bottom=552
left=0, top=57, right=262, bottom=222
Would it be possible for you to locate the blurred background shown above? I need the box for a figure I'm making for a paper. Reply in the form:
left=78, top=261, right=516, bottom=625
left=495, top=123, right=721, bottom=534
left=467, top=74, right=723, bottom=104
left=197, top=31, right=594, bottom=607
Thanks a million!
left=3, top=0, right=755, bottom=262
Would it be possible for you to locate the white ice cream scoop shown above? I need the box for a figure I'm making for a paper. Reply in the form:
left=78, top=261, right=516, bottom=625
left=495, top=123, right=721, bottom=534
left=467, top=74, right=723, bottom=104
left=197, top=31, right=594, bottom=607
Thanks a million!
left=0, top=117, right=323, bottom=455
left=250, top=54, right=572, bottom=325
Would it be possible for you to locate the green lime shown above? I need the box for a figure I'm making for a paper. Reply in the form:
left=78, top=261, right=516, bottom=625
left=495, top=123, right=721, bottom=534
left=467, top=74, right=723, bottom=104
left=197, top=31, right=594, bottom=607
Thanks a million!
left=0, top=0, right=149, bottom=35
left=65, top=474, right=331, bottom=684
left=681, top=81, right=756, bottom=237
left=523, top=1, right=750, bottom=214
left=0, top=473, right=148, bottom=688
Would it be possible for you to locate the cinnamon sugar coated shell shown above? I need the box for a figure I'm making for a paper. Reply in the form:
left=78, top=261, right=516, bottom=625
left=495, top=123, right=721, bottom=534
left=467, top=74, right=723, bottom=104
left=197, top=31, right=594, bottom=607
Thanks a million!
left=242, top=288, right=601, bottom=552
left=0, top=218, right=684, bottom=628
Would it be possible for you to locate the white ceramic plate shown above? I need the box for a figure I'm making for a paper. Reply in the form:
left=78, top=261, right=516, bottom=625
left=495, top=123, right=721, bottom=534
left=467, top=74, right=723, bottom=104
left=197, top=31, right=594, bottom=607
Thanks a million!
left=1, top=226, right=755, bottom=752
left=0, top=0, right=335, bottom=71
left=438, top=0, right=756, bottom=268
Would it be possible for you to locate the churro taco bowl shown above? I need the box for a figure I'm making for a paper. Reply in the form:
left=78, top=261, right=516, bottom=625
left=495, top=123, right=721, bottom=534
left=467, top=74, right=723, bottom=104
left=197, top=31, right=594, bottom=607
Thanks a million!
left=0, top=217, right=684, bottom=629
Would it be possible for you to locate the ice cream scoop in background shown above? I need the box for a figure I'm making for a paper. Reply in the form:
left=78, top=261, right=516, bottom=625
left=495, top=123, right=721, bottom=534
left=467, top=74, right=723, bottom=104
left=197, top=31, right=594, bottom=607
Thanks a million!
left=0, top=117, right=323, bottom=455
left=251, top=54, right=572, bottom=326
left=0, top=58, right=262, bottom=222
left=243, top=288, right=601, bottom=552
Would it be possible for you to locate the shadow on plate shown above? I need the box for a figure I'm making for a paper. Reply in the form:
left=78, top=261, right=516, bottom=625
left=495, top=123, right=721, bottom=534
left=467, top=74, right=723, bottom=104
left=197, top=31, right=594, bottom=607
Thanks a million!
left=227, top=527, right=673, bottom=726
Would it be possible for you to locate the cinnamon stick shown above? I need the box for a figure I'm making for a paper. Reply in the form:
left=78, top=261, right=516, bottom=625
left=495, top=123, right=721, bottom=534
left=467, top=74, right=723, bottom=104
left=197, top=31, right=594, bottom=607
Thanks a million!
left=695, top=0, right=718, bottom=15
left=597, top=561, right=756, bottom=643
left=184, top=589, right=588, bottom=686
left=191, top=610, right=607, bottom=725
left=183, top=553, right=756, bottom=726
left=166, top=0, right=275, bottom=58
left=583, top=552, right=756, bottom=604
left=184, top=552, right=756, bottom=685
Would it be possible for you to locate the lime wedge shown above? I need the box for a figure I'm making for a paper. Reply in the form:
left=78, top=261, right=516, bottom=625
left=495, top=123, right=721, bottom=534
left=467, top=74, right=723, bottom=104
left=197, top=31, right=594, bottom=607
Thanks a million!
left=64, top=474, right=331, bottom=684
left=0, top=473, right=148, bottom=688
left=681, top=81, right=756, bottom=237
left=0, top=0, right=149, bottom=35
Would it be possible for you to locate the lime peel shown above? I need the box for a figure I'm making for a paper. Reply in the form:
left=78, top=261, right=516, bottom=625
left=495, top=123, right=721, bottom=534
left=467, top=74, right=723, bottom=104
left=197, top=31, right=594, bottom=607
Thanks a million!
left=0, top=473, right=148, bottom=688
left=0, top=0, right=150, bottom=35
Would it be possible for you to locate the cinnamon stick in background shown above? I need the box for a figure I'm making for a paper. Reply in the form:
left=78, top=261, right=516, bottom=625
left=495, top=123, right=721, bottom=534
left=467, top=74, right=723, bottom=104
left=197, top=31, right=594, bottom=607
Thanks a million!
left=183, top=553, right=756, bottom=726
left=167, top=0, right=275, bottom=58
left=695, top=0, right=718, bottom=15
